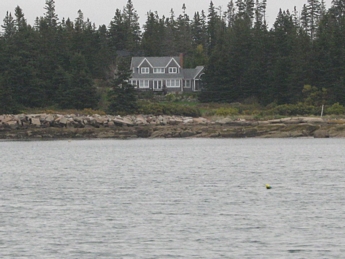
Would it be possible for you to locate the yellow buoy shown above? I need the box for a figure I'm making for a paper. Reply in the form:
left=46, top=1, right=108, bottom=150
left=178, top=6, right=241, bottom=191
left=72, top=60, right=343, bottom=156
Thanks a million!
left=265, top=184, right=272, bottom=189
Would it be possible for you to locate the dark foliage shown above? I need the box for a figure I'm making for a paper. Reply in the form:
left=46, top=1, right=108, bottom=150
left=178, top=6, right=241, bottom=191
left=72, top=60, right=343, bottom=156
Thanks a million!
left=1, top=0, right=345, bottom=114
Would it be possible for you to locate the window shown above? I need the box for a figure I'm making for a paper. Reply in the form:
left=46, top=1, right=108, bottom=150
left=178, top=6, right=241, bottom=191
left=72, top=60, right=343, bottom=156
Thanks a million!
left=166, top=79, right=180, bottom=87
left=169, top=67, right=177, bottom=73
left=141, top=67, right=149, bottom=74
left=139, top=80, right=149, bottom=88
left=184, top=80, right=190, bottom=88
left=153, top=68, right=165, bottom=74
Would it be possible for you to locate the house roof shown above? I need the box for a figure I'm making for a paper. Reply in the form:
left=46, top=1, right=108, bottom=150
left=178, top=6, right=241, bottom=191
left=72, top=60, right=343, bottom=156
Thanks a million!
left=183, top=66, right=204, bottom=79
left=131, top=56, right=181, bottom=68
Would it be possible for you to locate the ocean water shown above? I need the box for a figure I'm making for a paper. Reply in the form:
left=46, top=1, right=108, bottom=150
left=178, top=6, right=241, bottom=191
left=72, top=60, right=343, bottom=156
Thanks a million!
left=0, top=138, right=344, bottom=258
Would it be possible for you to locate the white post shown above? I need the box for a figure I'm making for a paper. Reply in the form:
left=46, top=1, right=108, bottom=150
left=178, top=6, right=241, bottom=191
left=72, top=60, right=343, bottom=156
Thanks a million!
left=321, top=104, right=324, bottom=117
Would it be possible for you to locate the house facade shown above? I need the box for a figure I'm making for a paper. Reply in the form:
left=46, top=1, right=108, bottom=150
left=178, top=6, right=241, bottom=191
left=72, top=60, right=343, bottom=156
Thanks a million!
left=129, top=55, right=204, bottom=93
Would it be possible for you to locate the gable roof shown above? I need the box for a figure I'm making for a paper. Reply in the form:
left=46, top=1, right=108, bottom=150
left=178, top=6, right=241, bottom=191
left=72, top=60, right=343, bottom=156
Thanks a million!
left=131, top=56, right=181, bottom=68
left=183, top=66, right=204, bottom=79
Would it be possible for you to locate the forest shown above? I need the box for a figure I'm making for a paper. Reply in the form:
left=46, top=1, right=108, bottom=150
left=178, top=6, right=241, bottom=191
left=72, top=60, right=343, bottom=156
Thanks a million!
left=0, top=0, right=345, bottom=115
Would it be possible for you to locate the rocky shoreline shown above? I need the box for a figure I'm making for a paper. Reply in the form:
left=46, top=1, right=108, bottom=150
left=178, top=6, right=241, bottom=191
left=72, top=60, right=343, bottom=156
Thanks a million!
left=1, top=114, right=345, bottom=140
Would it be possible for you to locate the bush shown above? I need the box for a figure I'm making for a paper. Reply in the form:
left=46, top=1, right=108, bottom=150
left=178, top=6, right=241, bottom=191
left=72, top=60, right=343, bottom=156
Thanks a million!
left=326, top=103, right=345, bottom=115
left=165, top=93, right=176, bottom=102
left=214, top=107, right=239, bottom=116
left=137, top=101, right=201, bottom=117
left=269, top=103, right=319, bottom=116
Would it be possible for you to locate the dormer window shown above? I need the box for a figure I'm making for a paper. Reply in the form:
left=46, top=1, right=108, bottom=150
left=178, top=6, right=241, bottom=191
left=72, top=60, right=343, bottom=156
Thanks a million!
left=169, top=67, right=177, bottom=73
left=141, top=67, right=149, bottom=74
left=153, top=68, right=165, bottom=74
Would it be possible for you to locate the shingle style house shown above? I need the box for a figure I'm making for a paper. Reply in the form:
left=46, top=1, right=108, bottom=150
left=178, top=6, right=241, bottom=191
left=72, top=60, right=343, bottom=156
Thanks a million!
left=129, top=54, right=204, bottom=93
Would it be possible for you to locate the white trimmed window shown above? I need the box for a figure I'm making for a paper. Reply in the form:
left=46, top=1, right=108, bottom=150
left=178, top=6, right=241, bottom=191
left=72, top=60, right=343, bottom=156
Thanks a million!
left=184, top=80, right=190, bottom=87
left=153, top=68, right=165, bottom=74
left=141, top=67, right=149, bottom=74
left=169, top=67, right=177, bottom=73
left=166, top=79, right=180, bottom=87
left=139, top=80, right=149, bottom=88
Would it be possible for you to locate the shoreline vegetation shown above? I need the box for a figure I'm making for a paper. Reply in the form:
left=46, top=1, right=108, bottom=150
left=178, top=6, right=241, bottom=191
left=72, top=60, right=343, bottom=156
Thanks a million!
left=1, top=113, right=345, bottom=140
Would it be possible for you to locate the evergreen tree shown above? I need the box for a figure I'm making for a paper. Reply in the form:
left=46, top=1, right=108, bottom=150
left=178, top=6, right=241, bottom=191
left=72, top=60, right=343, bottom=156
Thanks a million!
left=175, top=4, right=192, bottom=54
left=191, top=11, right=208, bottom=48
left=122, top=0, right=141, bottom=52
left=307, top=0, right=321, bottom=39
left=1, top=12, right=15, bottom=39
left=109, top=9, right=126, bottom=51
left=207, top=1, right=221, bottom=54
left=226, top=0, right=236, bottom=27
left=14, top=6, right=27, bottom=30
left=0, top=74, right=18, bottom=114
left=44, top=0, right=58, bottom=28
left=108, top=58, right=138, bottom=114
left=142, top=12, right=167, bottom=56
left=63, top=53, right=98, bottom=109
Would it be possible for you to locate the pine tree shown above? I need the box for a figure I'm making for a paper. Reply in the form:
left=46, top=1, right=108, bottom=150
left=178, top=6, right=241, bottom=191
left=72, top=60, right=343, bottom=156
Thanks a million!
left=14, top=6, right=27, bottom=30
left=175, top=4, right=192, bottom=54
left=109, top=9, right=126, bottom=51
left=307, top=0, right=321, bottom=39
left=1, top=12, right=16, bottom=39
left=122, top=0, right=141, bottom=52
left=0, top=74, right=18, bottom=114
left=207, top=1, right=221, bottom=54
left=65, top=53, right=99, bottom=109
left=44, top=0, right=58, bottom=28
left=108, top=58, right=138, bottom=114
left=141, top=12, right=165, bottom=56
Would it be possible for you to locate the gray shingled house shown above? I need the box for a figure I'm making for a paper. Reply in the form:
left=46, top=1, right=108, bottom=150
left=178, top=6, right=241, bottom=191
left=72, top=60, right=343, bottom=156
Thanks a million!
left=129, top=54, right=204, bottom=93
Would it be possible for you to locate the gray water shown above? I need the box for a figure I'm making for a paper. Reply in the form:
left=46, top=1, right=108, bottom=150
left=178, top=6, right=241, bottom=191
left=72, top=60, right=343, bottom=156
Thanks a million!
left=0, top=139, right=344, bottom=258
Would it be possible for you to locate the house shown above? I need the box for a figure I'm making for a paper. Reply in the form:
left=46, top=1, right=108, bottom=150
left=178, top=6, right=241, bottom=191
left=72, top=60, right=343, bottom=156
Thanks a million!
left=129, top=54, right=204, bottom=93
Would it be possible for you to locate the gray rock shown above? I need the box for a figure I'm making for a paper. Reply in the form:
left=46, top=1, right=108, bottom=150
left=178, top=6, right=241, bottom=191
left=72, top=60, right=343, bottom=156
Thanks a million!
left=31, top=118, right=41, bottom=126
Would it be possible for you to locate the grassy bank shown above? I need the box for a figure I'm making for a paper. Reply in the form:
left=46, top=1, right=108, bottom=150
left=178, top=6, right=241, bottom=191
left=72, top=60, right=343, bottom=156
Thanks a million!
left=20, top=93, right=345, bottom=120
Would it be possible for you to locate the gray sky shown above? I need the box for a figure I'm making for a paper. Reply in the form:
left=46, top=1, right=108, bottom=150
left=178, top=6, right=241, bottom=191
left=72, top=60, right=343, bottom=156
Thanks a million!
left=1, top=0, right=333, bottom=29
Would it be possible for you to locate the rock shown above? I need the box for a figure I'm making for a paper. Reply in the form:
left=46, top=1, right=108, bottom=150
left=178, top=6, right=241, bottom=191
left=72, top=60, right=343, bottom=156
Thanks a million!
left=136, top=128, right=152, bottom=138
left=193, top=117, right=209, bottom=124
left=314, top=130, right=329, bottom=138
left=135, top=115, right=149, bottom=125
left=180, top=130, right=195, bottom=138
left=168, top=117, right=183, bottom=125
left=301, top=117, right=324, bottom=124
left=6, top=120, right=19, bottom=129
left=183, top=117, right=194, bottom=124
left=31, top=118, right=41, bottom=126
left=45, top=115, right=55, bottom=123
left=113, top=117, right=134, bottom=126
left=59, top=117, right=68, bottom=125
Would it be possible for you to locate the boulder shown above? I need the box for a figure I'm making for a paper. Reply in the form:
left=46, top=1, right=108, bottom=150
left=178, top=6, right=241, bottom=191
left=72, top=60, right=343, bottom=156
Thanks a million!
left=59, top=117, right=68, bottom=125
left=183, top=117, right=194, bottom=124
left=301, top=117, right=324, bottom=124
left=193, top=117, right=209, bottom=124
left=113, top=117, right=134, bottom=126
left=180, top=130, right=195, bottom=138
left=314, top=130, right=329, bottom=138
left=31, top=118, right=41, bottom=126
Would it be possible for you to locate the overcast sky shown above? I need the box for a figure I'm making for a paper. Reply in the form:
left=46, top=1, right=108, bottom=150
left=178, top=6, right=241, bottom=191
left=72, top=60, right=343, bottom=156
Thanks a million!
left=1, top=0, right=333, bottom=29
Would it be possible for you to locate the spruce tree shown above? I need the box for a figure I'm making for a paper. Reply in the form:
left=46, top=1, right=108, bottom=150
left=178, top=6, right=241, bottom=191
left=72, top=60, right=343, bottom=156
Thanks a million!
left=108, top=58, right=138, bottom=114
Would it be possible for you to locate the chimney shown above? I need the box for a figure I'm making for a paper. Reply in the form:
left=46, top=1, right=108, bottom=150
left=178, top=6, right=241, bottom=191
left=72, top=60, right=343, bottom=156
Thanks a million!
left=179, top=53, right=184, bottom=69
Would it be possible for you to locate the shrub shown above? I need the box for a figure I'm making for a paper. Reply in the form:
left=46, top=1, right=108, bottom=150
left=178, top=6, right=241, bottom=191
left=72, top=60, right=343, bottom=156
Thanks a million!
left=270, top=103, right=318, bottom=116
left=214, top=107, right=239, bottom=116
left=137, top=101, right=201, bottom=117
left=325, top=103, right=345, bottom=115
left=165, top=93, right=176, bottom=102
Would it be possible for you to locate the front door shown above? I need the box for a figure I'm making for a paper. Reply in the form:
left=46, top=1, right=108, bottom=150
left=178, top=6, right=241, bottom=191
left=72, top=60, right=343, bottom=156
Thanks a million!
left=153, top=80, right=162, bottom=91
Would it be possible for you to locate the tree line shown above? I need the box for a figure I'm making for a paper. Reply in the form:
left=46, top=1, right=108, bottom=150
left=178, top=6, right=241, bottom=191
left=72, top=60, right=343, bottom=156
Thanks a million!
left=0, top=0, right=345, bottom=114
